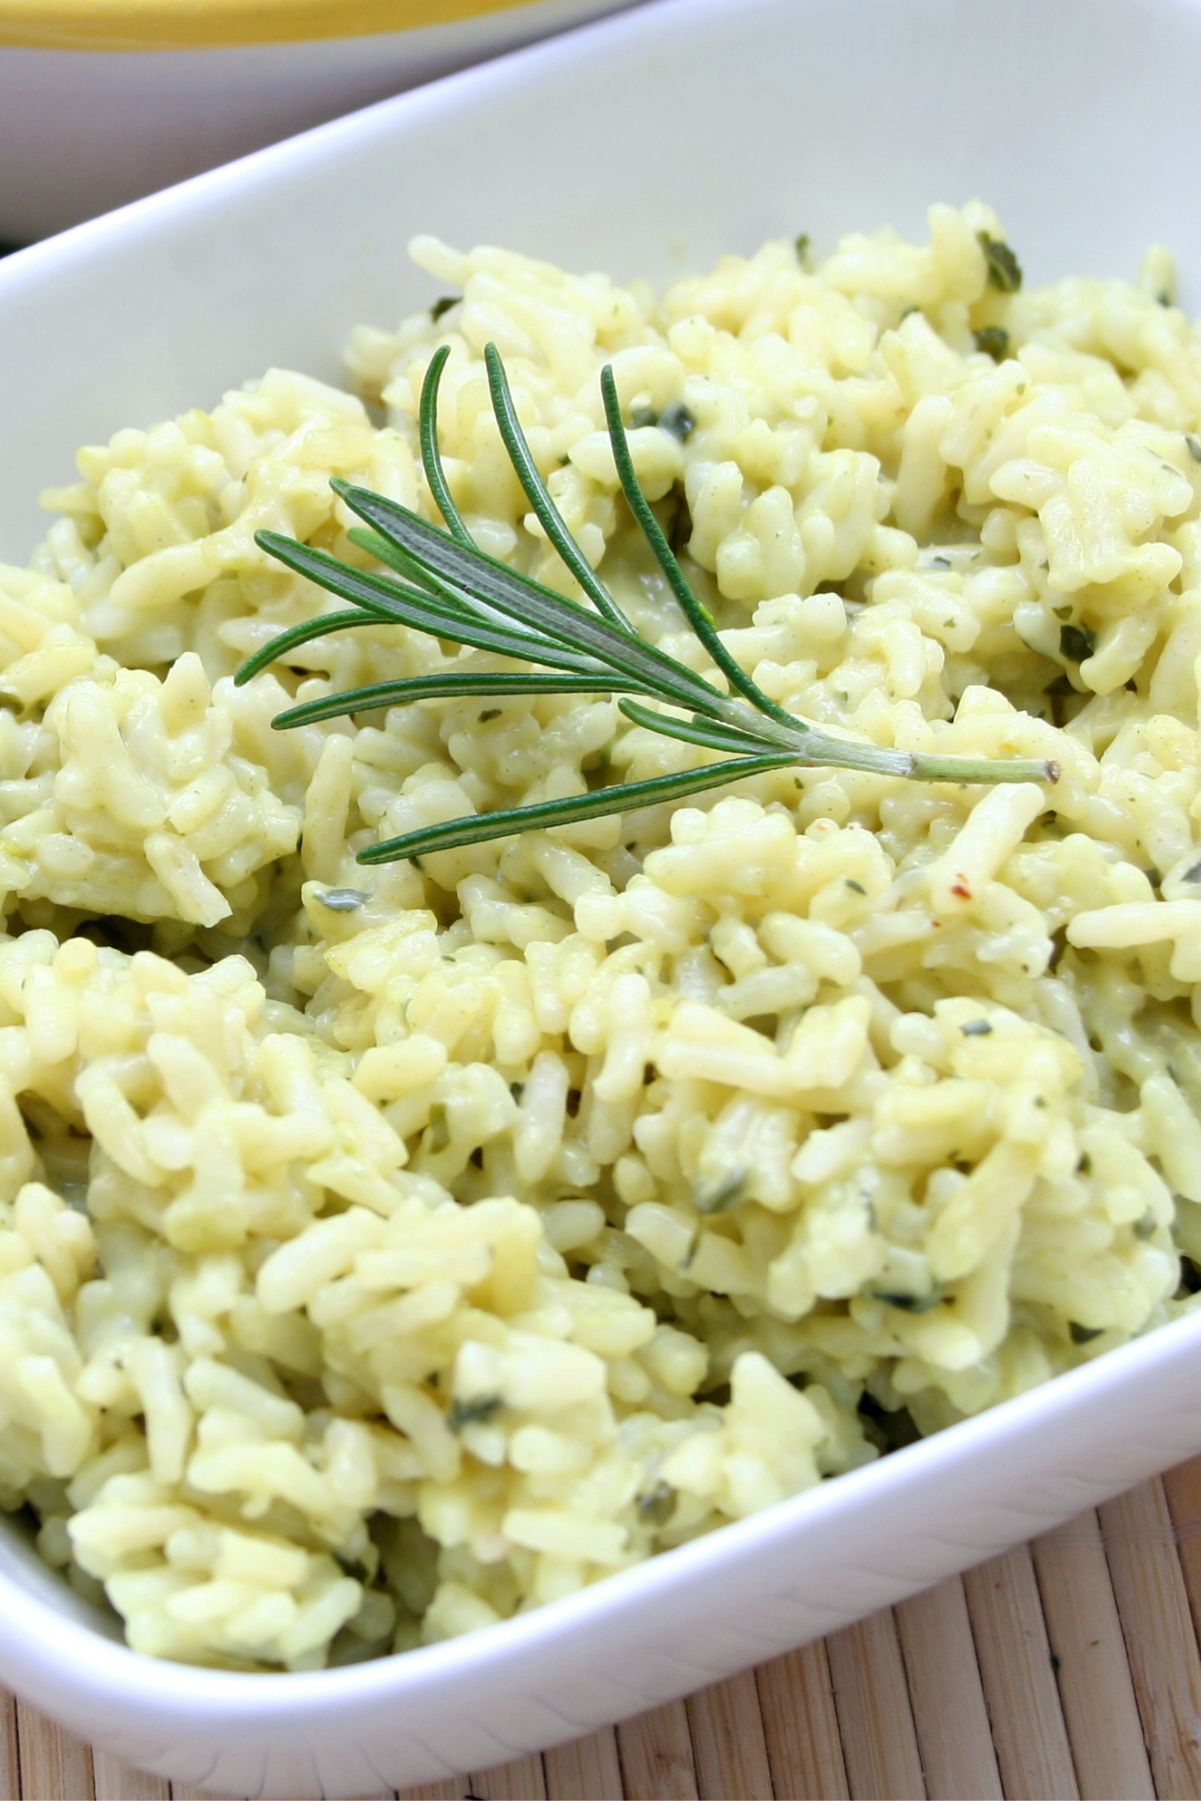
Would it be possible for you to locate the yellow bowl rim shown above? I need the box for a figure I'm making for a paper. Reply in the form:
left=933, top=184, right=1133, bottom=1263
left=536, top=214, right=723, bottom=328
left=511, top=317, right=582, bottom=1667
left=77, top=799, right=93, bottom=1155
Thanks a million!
left=0, top=0, right=535, bottom=53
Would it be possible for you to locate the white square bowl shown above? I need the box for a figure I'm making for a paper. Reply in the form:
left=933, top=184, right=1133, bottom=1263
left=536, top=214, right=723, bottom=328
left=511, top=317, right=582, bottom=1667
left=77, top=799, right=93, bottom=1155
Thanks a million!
left=4, top=0, right=1201, bottom=1790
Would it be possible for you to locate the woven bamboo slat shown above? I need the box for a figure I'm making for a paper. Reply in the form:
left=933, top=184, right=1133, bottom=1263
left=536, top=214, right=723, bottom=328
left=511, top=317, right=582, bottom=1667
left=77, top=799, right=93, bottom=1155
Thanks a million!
left=13, top=1454, right=1201, bottom=1801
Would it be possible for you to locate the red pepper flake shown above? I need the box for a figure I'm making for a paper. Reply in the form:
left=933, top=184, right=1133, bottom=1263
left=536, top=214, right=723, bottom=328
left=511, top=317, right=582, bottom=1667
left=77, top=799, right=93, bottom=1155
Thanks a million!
left=949, top=875, right=972, bottom=900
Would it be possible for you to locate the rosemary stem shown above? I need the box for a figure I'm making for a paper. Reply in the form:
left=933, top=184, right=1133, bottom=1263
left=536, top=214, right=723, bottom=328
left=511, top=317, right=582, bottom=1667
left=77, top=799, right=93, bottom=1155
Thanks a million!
left=707, top=692, right=1056, bottom=786
left=241, top=342, right=1062, bottom=864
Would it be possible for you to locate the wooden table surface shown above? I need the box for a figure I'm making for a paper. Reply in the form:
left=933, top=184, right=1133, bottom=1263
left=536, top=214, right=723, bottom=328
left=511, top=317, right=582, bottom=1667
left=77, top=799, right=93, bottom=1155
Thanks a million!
left=6, top=1457, right=1201, bottom=1801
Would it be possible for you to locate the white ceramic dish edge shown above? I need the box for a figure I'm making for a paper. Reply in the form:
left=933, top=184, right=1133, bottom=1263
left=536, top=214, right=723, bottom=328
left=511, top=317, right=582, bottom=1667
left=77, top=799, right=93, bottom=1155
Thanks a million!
left=0, top=0, right=643, bottom=243
left=4, top=0, right=1201, bottom=1788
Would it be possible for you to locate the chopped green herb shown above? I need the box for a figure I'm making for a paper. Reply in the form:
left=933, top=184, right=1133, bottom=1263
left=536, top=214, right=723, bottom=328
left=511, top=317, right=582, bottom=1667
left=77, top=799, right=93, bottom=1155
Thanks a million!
left=1069, top=1322, right=1104, bottom=1345
left=978, top=232, right=1023, bottom=293
left=509, top=1080, right=524, bottom=1101
left=1186, top=434, right=1201, bottom=464
left=961, top=1019, right=993, bottom=1037
left=858, top=1393, right=922, bottom=1453
left=845, top=878, right=866, bottom=894
left=659, top=402, right=696, bottom=443
left=1059, top=623, right=1097, bottom=664
left=694, top=1168, right=748, bottom=1215
left=635, top=1480, right=678, bottom=1525
left=926, top=554, right=952, bottom=569
left=871, top=1287, right=944, bottom=1314
left=794, top=232, right=812, bottom=266
left=1077, top=1152, right=1092, bottom=1175
left=1157, top=290, right=1173, bottom=308
left=429, top=295, right=459, bottom=323
left=447, top=1394, right=502, bottom=1431
left=973, top=325, right=1011, bottom=362
left=427, top=1101, right=450, bottom=1152
left=316, top=886, right=370, bottom=912
left=479, top=707, right=501, bottom=722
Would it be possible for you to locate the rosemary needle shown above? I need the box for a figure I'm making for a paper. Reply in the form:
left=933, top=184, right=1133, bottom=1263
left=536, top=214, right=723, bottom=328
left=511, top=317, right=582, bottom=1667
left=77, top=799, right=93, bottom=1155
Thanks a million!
left=236, top=344, right=1058, bottom=864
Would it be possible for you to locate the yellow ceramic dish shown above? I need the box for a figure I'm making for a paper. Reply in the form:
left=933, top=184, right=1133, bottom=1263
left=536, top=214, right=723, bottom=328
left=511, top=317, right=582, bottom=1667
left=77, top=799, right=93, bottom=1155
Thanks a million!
left=0, top=0, right=625, bottom=239
left=0, top=0, right=526, bottom=52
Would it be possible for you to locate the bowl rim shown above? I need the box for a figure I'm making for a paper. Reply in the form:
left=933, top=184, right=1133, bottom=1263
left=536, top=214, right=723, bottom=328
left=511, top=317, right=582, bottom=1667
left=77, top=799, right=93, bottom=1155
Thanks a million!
left=0, top=0, right=536, bottom=54
left=4, top=0, right=1201, bottom=1743
left=4, top=1302, right=1199, bottom=1714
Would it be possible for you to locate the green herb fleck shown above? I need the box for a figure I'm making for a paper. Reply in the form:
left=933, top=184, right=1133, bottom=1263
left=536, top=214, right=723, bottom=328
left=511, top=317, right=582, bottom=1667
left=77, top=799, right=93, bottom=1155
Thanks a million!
left=427, top=1102, right=450, bottom=1152
left=1069, top=1322, right=1105, bottom=1345
left=429, top=295, right=459, bottom=323
left=871, top=1287, right=944, bottom=1314
left=316, top=886, right=370, bottom=912
left=927, top=554, right=952, bottom=569
left=447, top=1393, right=502, bottom=1431
left=479, top=707, right=501, bottom=722
left=1077, top=1152, right=1092, bottom=1175
left=978, top=232, right=1023, bottom=293
left=1188, top=434, right=1201, bottom=464
left=635, top=1480, right=678, bottom=1525
left=794, top=233, right=812, bottom=266
left=973, top=325, right=1011, bottom=362
left=1060, top=623, right=1097, bottom=664
left=1158, top=290, right=1173, bottom=307
left=659, top=402, right=696, bottom=443
left=858, top=1394, right=922, bottom=1453
left=694, top=1169, right=748, bottom=1215
left=845, top=878, right=866, bottom=894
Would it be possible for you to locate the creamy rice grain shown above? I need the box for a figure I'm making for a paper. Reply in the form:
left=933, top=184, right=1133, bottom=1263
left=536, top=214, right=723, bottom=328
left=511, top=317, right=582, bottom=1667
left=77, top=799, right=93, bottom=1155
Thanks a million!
left=0, top=202, right=1197, bottom=1666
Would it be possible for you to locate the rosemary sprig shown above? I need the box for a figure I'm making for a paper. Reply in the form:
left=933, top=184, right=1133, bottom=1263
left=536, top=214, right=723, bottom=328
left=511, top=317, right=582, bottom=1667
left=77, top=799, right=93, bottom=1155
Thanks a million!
left=236, top=344, right=1058, bottom=863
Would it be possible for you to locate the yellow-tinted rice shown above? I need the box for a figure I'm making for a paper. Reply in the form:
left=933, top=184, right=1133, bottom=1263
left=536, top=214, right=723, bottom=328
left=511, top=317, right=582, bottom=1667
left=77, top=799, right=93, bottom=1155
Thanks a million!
left=0, top=201, right=1198, bottom=1667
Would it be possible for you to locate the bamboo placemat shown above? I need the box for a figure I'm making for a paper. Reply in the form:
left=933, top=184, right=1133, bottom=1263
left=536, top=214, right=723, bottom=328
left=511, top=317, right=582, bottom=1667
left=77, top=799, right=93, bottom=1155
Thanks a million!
left=7, top=1456, right=1201, bottom=1801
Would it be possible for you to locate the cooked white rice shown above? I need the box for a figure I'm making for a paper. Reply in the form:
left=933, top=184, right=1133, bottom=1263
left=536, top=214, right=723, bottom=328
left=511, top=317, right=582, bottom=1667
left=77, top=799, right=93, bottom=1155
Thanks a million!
left=1, top=200, right=1199, bottom=1669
